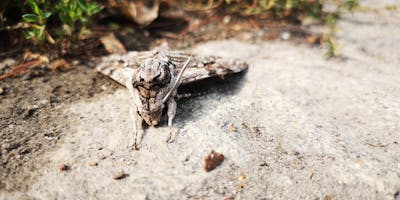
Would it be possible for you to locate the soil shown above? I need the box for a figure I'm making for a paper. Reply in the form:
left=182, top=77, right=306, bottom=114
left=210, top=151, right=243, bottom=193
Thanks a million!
left=0, top=64, right=119, bottom=191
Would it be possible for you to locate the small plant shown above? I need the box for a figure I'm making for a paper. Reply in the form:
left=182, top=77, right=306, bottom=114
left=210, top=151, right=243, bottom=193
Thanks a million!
left=322, top=0, right=360, bottom=58
left=56, top=0, right=102, bottom=40
left=324, top=37, right=340, bottom=58
left=20, top=0, right=102, bottom=45
left=339, top=0, right=360, bottom=12
left=22, top=0, right=54, bottom=44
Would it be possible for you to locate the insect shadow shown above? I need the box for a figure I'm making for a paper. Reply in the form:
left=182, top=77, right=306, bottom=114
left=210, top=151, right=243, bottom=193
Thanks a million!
left=162, top=70, right=248, bottom=127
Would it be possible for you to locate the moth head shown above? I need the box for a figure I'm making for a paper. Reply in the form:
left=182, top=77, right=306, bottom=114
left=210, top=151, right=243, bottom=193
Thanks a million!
left=135, top=52, right=172, bottom=85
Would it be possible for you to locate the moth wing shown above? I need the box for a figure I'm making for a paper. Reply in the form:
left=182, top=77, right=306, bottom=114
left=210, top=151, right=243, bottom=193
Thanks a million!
left=172, top=54, right=249, bottom=85
left=97, top=50, right=249, bottom=86
left=96, top=51, right=152, bottom=85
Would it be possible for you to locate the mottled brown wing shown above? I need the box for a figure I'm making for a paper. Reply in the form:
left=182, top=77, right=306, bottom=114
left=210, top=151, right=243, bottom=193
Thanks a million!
left=96, top=51, right=152, bottom=85
left=97, top=50, right=249, bottom=86
left=169, top=52, right=249, bottom=85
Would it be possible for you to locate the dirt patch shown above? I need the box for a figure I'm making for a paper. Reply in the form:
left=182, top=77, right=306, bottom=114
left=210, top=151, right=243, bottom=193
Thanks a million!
left=0, top=64, right=119, bottom=191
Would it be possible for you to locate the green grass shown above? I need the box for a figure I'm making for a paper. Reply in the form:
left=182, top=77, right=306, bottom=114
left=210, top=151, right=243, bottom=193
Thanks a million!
left=1, top=0, right=102, bottom=47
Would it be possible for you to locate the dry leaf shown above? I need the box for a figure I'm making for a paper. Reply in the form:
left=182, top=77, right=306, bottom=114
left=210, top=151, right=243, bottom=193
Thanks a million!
left=100, top=33, right=127, bottom=54
left=49, top=59, right=72, bottom=72
left=22, top=51, right=49, bottom=63
left=118, top=0, right=160, bottom=26
left=306, top=35, right=321, bottom=44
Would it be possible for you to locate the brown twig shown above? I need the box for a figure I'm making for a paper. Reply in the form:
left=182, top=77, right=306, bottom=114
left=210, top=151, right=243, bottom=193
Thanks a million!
left=0, top=60, right=42, bottom=81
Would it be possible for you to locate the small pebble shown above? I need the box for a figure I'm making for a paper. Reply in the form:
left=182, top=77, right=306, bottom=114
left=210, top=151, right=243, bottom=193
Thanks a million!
left=99, top=155, right=107, bottom=160
left=0, top=86, right=3, bottom=95
left=237, top=174, right=246, bottom=181
left=237, top=174, right=247, bottom=189
left=39, top=99, right=48, bottom=105
left=113, top=171, right=127, bottom=180
left=72, top=60, right=80, bottom=65
left=281, top=32, right=291, bottom=40
left=204, top=150, right=224, bottom=172
left=228, top=124, right=238, bottom=132
left=89, top=162, right=98, bottom=166
left=259, top=161, right=269, bottom=167
left=223, top=15, right=231, bottom=24
left=60, top=164, right=69, bottom=171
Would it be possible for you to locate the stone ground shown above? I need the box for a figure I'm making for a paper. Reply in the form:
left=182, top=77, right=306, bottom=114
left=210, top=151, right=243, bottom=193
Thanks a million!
left=1, top=0, right=400, bottom=199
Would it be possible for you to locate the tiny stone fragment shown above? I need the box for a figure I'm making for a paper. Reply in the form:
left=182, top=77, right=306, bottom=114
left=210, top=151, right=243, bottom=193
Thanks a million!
left=281, top=31, right=290, bottom=40
left=204, top=150, right=224, bottom=172
left=23, top=105, right=38, bottom=119
left=89, top=162, right=98, bottom=166
left=60, top=164, right=69, bottom=171
left=237, top=174, right=246, bottom=181
left=0, top=86, right=3, bottom=95
left=113, top=171, right=128, bottom=180
left=228, top=124, right=238, bottom=132
left=237, top=174, right=247, bottom=189
left=98, top=154, right=107, bottom=160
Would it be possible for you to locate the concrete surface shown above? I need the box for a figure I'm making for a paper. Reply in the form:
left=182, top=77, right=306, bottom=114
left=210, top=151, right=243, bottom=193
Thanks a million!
left=2, top=1, right=400, bottom=199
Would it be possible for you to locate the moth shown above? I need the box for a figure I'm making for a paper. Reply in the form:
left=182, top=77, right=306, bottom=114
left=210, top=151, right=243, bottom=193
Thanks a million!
left=97, top=46, right=248, bottom=150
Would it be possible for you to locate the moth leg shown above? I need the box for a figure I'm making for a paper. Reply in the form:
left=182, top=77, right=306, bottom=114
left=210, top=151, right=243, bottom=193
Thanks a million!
left=128, top=105, right=144, bottom=150
left=123, top=68, right=144, bottom=150
left=166, top=97, right=178, bottom=143
left=134, top=115, right=144, bottom=150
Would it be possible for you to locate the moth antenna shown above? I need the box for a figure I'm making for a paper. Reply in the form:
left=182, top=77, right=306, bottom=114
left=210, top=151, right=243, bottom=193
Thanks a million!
left=162, top=56, right=192, bottom=104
